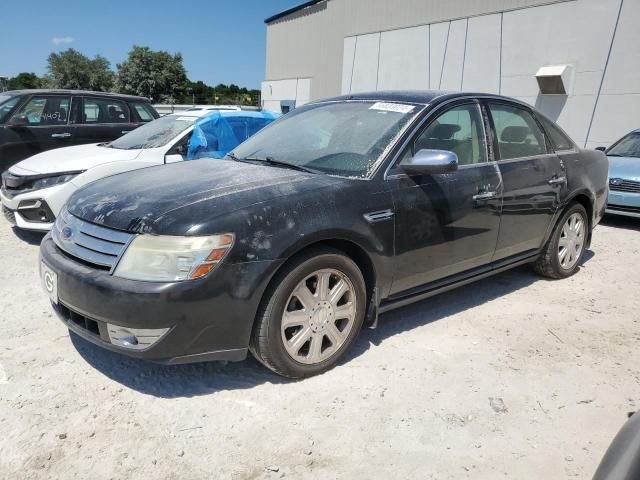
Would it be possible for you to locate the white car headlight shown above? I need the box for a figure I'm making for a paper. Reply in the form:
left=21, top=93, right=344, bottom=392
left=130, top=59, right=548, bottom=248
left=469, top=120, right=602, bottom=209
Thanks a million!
left=113, top=234, right=234, bottom=282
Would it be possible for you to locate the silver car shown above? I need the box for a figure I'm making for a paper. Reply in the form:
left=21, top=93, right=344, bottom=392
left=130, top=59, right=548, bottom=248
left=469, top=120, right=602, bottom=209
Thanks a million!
left=600, top=129, right=640, bottom=218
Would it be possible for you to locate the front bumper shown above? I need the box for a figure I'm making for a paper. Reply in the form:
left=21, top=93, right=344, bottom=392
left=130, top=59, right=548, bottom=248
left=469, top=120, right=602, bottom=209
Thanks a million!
left=1, top=186, right=61, bottom=231
left=40, top=234, right=280, bottom=364
left=607, top=190, right=640, bottom=218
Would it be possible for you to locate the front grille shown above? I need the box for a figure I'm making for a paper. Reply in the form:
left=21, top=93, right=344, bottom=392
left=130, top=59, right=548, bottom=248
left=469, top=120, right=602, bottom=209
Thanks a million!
left=610, top=179, right=640, bottom=193
left=52, top=208, right=134, bottom=271
left=608, top=204, right=640, bottom=214
left=2, top=205, right=16, bottom=226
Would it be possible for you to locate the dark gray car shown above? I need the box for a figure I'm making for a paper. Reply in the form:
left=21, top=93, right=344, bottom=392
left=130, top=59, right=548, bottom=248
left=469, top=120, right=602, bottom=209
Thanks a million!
left=0, top=89, right=158, bottom=172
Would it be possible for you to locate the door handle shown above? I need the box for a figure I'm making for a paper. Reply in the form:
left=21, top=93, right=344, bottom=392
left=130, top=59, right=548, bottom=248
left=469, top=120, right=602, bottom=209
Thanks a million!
left=51, top=133, right=71, bottom=138
left=472, top=191, right=497, bottom=201
left=548, top=176, right=567, bottom=186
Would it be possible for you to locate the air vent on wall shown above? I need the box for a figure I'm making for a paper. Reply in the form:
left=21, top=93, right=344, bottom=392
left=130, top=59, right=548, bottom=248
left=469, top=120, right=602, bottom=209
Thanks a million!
left=536, top=65, right=572, bottom=95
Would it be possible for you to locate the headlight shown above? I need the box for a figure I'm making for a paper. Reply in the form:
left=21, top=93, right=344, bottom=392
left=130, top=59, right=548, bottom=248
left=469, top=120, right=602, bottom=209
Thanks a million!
left=31, top=172, right=81, bottom=190
left=113, top=234, right=234, bottom=282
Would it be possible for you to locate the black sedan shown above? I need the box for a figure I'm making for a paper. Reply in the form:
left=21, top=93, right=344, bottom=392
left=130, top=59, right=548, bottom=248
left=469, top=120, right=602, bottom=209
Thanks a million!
left=39, top=91, right=608, bottom=378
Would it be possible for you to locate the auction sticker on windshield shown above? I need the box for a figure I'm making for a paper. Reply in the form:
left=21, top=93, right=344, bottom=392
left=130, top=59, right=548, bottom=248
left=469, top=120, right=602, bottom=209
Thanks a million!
left=40, top=262, right=58, bottom=304
left=369, top=102, right=415, bottom=114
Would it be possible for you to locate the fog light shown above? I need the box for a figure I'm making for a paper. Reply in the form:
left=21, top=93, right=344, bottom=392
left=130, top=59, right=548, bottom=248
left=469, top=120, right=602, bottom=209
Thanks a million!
left=107, top=324, right=170, bottom=350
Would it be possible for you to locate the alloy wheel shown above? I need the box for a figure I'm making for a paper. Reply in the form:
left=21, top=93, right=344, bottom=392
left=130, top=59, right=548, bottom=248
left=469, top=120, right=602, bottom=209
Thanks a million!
left=281, top=268, right=357, bottom=365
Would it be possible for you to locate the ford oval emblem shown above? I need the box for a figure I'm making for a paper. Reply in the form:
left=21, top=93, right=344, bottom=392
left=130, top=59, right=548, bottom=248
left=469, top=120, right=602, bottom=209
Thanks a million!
left=61, top=226, right=73, bottom=240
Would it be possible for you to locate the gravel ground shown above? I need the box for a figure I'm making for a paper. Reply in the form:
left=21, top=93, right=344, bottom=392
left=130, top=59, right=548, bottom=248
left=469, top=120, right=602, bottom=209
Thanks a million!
left=0, top=215, right=639, bottom=479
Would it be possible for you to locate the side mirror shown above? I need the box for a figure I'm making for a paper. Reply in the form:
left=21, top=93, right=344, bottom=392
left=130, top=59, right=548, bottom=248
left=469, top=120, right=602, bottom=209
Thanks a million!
left=7, top=115, right=28, bottom=128
left=401, top=149, right=458, bottom=175
left=595, top=146, right=607, bottom=152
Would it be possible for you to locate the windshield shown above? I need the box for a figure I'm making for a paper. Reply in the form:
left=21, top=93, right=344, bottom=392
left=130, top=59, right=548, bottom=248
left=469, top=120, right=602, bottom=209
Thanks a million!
left=0, top=94, right=20, bottom=123
left=109, top=115, right=195, bottom=150
left=607, top=132, right=640, bottom=158
left=231, top=101, right=421, bottom=178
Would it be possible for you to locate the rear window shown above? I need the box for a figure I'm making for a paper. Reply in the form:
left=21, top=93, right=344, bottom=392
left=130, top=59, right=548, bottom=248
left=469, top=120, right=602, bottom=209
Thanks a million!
left=537, top=114, right=574, bottom=151
left=81, top=98, right=130, bottom=124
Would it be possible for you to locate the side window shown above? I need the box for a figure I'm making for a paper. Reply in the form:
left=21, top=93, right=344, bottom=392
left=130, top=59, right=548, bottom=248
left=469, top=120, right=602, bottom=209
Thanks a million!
left=13, top=96, right=71, bottom=126
left=410, top=103, right=487, bottom=166
left=489, top=103, right=550, bottom=159
left=536, top=113, right=574, bottom=151
left=132, top=103, right=155, bottom=122
left=82, top=98, right=130, bottom=124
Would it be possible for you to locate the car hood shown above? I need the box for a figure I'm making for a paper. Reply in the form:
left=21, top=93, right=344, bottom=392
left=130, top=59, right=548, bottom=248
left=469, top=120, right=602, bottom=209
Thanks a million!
left=67, top=159, right=345, bottom=235
left=9, top=143, right=142, bottom=175
left=608, top=156, right=640, bottom=182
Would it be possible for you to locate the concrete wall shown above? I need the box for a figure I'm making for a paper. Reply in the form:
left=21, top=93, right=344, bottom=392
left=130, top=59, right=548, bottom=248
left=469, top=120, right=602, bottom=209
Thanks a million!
left=265, top=0, right=640, bottom=147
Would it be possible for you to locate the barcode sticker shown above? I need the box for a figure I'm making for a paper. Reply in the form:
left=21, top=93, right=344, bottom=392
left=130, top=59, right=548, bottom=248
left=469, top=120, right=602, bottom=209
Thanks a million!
left=369, top=102, right=415, bottom=114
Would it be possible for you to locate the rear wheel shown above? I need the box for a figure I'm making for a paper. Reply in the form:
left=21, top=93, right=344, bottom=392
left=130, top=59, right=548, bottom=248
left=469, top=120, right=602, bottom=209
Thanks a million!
left=250, top=248, right=366, bottom=379
left=534, top=202, right=588, bottom=279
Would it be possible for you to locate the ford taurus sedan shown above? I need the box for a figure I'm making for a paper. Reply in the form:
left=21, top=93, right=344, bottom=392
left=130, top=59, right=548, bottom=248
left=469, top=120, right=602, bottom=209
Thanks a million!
left=38, top=91, right=608, bottom=378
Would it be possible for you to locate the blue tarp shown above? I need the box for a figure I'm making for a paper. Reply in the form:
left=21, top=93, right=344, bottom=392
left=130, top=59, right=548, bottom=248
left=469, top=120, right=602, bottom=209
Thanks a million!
left=186, top=110, right=280, bottom=160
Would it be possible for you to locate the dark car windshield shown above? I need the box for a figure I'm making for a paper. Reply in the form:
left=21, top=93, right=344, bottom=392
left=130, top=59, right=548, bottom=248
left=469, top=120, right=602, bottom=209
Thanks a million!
left=109, top=115, right=195, bottom=150
left=607, top=132, right=640, bottom=158
left=0, top=94, right=21, bottom=123
left=231, top=101, right=421, bottom=178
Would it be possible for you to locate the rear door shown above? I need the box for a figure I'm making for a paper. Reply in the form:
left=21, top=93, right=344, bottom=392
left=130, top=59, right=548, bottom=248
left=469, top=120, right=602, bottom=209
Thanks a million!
left=5, top=94, right=75, bottom=160
left=388, top=100, right=503, bottom=294
left=74, top=96, right=137, bottom=144
left=486, top=101, right=566, bottom=261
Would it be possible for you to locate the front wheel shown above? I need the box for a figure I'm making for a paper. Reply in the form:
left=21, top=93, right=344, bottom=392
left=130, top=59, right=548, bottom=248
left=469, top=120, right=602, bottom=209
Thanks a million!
left=250, top=248, right=366, bottom=379
left=534, top=202, right=588, bottom=279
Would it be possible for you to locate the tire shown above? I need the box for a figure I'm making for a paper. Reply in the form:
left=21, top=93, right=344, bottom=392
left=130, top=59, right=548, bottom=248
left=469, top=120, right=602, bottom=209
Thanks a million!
left=250, top=247, right=367, bottom=379
left=534, top=202, right=589, bottom=279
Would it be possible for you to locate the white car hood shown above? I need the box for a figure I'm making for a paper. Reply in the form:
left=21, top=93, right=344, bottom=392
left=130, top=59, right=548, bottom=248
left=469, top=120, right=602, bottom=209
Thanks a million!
left=9, top=143, right=143, bottom=175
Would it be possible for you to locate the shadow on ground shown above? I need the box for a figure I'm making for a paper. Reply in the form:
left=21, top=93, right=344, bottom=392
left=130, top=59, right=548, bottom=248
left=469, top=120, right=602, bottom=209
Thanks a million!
left=600, top=214, right=640, bottom=232
left=71, top=253, right=594, bottom=399
left=12, top=227, right=46, bottom=245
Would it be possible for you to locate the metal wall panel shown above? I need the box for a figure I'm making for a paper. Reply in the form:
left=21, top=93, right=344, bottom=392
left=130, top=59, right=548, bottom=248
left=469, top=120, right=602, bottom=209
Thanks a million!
left=439, top=19, right=468, bottom=91
left=377, top=26, right=430, bottom=91
left=350, top=33, right=381, bottom=93
left=462, top=14, right=502, bottom=93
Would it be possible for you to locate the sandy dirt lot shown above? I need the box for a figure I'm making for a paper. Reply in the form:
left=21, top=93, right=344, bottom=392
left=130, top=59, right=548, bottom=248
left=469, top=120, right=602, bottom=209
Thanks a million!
left=0, top=215, right=639, bottom=479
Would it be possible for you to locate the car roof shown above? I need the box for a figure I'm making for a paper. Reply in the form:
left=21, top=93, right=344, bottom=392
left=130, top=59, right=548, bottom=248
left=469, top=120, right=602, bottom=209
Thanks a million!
left=3, top=89, right=150, bottom=101
left=315, top=90, right=534, bottom=109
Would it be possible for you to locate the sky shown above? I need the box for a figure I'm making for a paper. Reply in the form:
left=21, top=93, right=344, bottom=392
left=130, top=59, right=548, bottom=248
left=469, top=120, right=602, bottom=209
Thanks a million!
left=0, top=0, right=303, bottom=89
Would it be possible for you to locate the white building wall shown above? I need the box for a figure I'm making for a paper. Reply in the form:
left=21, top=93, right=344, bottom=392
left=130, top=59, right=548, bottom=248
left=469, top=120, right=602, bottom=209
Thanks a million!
left=587, top=0, right=640, bottom=148
left=337, top=0, right=633, bottom=147
left=261, top=78, right=311, bottom=113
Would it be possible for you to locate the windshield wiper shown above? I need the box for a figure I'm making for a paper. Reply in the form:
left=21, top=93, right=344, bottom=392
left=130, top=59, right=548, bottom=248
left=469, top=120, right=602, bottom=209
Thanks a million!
left=235, top=155, right=320, bottom=174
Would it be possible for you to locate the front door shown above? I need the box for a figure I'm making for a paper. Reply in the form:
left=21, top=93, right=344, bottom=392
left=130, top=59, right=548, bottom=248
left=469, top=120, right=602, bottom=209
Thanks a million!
left=388, top=101, right=503, bottom=295
left=3, top=94, right=75, bottom=169
left=485, top=101, right=566, bottom=261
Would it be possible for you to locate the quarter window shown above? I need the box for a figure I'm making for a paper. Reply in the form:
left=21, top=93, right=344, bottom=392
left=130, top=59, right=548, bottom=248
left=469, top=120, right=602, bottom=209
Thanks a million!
left=410, top=103, right=487, bottom=166
left=13, top=96, right=71, bottom=126
left=81, top=98, right=130, bottom=124
left=488, top=103, right=550, bottom=159
left=536, top=113, right=574, bottom=151
left=132, top=103, right=156, bottom=122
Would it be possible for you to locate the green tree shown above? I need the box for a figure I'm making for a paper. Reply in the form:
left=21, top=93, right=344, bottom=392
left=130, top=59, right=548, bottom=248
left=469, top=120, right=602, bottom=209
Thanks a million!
left=7, top=72, right=42, bottom=90
left=116, top=46, right=187, bottom=102
left=46, top=48, right=114, bottom=91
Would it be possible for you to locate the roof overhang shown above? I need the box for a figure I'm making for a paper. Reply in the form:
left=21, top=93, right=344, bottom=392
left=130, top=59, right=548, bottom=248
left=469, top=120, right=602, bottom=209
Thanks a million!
left=265, top=0, right=325, bottom=24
